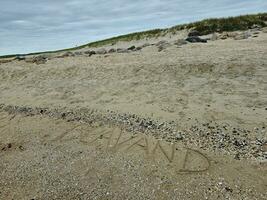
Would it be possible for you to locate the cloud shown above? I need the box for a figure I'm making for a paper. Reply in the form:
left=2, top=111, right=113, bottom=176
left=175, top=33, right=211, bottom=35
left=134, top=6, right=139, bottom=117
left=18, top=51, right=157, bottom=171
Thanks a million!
left=0, top=0, right=267, bottom=55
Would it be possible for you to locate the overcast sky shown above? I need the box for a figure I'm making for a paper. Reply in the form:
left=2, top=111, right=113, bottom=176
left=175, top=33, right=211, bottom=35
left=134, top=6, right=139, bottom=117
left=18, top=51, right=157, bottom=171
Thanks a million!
left=0, top=0, right=267, bottom=55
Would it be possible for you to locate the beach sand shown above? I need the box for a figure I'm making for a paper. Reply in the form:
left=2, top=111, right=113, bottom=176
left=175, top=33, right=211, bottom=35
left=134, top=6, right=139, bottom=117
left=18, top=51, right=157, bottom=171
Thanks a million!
left=0, top=30, right=266, bottom=199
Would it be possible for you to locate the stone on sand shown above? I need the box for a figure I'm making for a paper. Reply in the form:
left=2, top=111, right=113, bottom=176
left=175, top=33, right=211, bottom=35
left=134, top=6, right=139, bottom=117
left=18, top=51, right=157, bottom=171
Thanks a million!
left=186, top=36, right=207, bottom=43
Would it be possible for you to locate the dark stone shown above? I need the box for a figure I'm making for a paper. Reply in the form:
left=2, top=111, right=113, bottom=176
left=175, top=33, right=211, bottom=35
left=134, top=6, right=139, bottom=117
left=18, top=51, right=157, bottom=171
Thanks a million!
left=158, top=46, right=165, bottom=52
left=127, top=46, right=136, bottom=51
left=155, top=40, right=168, bottom=46
left=188, top=30, right=200, bottom=37
left=33, top=55, right=47, bottom=64
left=74, top=51, right=83, bottom=56
left=186, top=36, right=207, bottom=43
left=135, top=47, right=142, bottom=51
left=62, top=52, right=75, bottom=57
left=18, top=145, right=25, bottom=151
left=234, top=153, right=240, bottom=160
left=225, top=187, right=233, bottom=192
left=88, top=51, right=96, bottom=56
left=90, top=51, right=96, bottom=56
left=156, top=41, right=170, bottom=52
left=108, top=48, right=116, bottom=53
left=15, top=55, right=26, bottom=61
left=84, top=50, right=96, bottom=56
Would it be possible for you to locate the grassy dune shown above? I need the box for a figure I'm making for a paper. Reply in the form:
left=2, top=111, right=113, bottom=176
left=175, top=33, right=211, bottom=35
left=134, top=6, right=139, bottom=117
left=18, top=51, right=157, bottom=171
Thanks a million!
left=1, top=13, right=266, bottom=58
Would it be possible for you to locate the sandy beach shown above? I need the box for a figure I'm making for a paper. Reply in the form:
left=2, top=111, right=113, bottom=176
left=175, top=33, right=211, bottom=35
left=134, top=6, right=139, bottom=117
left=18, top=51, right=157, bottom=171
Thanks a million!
left=0, top=29, right=266, bottom=199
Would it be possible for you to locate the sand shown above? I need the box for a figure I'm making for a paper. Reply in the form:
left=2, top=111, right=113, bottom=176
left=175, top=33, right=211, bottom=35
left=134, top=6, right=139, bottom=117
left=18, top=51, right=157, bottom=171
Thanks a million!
left=0, top=30, right=266, bottom=199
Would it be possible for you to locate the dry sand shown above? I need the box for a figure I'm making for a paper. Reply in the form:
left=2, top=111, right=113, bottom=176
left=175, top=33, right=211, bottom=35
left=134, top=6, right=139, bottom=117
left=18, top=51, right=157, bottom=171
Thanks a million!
left=0, top=30, right=267, bottom=199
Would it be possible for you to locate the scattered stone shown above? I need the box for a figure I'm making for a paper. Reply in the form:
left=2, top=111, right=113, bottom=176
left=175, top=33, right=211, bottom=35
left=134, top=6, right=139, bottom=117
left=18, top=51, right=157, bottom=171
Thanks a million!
left=15, top=55, right=26, bottom=61
left=219, top=33, right=228, bottom=40
left=219, top=32, right=238, bottom=40
left=74, top=51, right=83, bottom=56
left=156, top=41, right=170, bottom=52
left=7, top=143, right=12, bottom=148
left=225, top=186, right=233, bottom=192
left=188, top=29, right=200, bottom=37
left=1, top=143, right=12, bottom=151
left=26, top=55, right=48, bottom=64
left=158, top=46, right=165, bottom=52
left=227, top=32, right=239, bottom=38
left=59, top=51, right=75, bottom=58
left=95, top=48, right=107, bottom=54
left=141, top=43, right=150, bottom=48
left=175, top=132, right=183, bottom=140
left=108, top=48, right=116, bottom=53
left=84, top=50, right=96, bottom=56
left=83, top=50, right=90, bottom=55
left=116, top=48, right=128, bottom=53
left=155, top=40, right=168, bottom=46
left=186, top=36, right=207, bottom=43
left=250, top=24, right=262, bottom=30
left=19, top=145, right=24, bottom=151
left=127, top=46, right=136, bottom=51
left=135, top=47, right=142, bottom=51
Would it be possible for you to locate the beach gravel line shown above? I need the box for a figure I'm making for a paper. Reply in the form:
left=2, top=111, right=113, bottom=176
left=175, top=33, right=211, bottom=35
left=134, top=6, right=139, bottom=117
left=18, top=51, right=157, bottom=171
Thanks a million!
left=0, top=103, right=266, bottom=160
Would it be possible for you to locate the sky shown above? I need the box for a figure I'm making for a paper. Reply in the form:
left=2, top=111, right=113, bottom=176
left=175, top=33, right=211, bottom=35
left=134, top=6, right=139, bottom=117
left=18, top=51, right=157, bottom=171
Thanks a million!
left=0, top=0, right=267, bottom=55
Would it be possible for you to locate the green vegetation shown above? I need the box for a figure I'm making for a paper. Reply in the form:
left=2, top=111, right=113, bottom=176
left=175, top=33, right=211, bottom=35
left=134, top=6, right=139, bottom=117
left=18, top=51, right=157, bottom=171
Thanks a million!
left=178, top=13, right=267, bottom=35
left=1, top=13, right=266, bottom=58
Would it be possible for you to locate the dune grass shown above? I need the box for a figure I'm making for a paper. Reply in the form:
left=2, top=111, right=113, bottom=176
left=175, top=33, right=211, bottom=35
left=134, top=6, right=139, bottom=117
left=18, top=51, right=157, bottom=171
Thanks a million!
left=1, top=13, right=266, bottom=59
left=177, top=13, right=267, bottom=35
